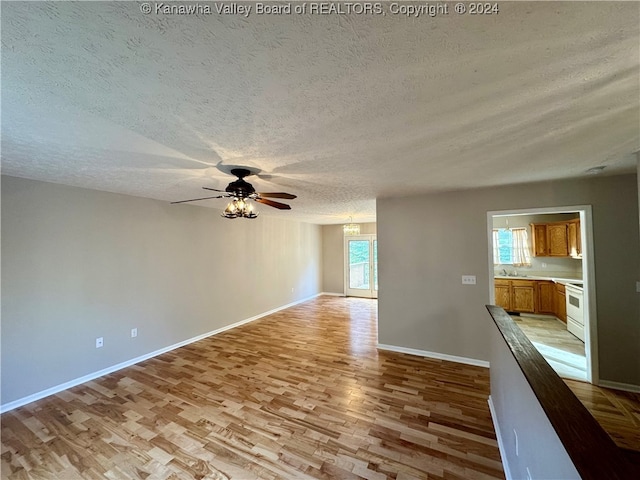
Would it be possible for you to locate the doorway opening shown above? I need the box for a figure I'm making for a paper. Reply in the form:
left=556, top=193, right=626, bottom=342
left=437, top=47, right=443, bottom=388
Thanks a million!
left=344, top=234, right=378, bottom=298
left=487, top=206, right=597, bottom=384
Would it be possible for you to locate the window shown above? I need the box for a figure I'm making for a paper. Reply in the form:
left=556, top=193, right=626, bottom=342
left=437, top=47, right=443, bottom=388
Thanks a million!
left=493, top=227, right=531, bottom=266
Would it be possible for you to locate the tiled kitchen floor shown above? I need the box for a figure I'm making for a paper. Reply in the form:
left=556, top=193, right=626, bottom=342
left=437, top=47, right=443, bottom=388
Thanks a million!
left=512, top=314, right=587, bottom=380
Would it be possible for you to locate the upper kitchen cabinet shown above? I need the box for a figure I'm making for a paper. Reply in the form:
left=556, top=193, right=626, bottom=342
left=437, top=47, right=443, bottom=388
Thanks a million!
left=531, top=224, right=547, bottom=256
left=567, top=219, right=582, bottom=258
left=530, top=219, right=581, bottom=258
left=547, top=223, right=569, bottom=256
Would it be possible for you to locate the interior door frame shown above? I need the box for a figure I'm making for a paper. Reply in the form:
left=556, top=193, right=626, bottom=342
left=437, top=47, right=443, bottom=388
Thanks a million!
left=486, top=205, right=598, bottom=385
left=344, top=234, right=378, bottom=298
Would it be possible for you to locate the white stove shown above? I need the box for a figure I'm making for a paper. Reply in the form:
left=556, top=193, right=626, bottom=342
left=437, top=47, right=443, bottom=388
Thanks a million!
left=565, top=284, right=584, bottom=341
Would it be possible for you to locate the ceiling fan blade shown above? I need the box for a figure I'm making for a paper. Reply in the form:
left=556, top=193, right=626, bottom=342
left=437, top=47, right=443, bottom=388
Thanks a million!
left=257, top=192, right=297, bottom=199
left=255, top=198, right=291, bottom=210
left=202, top=187, right=227, bottom=193
left=171, top=195, right=224, bottom=204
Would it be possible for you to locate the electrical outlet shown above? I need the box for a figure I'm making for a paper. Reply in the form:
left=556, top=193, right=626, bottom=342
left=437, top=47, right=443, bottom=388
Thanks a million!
left=541, top=262, right=547, bottom=268
left=514, top=429, right=519, bottom=456
left=462, top=275, right=476, bottom=285
left=291, top=287, right=294, bottom=293
left=131, top=328, right=138, bottom=338
left=96, top=337, right=104, bottom=348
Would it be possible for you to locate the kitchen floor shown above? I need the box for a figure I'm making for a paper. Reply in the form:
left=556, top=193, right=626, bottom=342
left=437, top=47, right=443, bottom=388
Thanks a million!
left=512, top=314, right=587, bottom=381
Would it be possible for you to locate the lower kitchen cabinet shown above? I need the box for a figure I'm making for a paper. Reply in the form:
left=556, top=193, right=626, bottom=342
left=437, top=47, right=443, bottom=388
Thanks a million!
left=494, top=280, right=512, bottom=311
left=495, top=278, right=562, bottom=317
left=556, top=283, right=567, bottom=323
left=511, top=280, right=536, bottom=313
left=537, top=281, right=556, bottom=314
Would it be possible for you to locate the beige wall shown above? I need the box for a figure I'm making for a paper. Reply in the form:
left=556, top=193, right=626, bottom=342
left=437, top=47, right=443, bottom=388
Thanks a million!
left=1, top=176, right=322, bottom=405
left=321, top=223, right=377, bottom=294
left=377, top=174, right=640, bottom=386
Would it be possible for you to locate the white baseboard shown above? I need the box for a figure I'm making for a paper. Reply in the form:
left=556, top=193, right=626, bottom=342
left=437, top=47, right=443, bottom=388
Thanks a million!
left=597, top=379, right=640, bottom=393
left=488, top=396, right=512, bottom=480
left=376, top=344, right=490, bottom=368
left=0, top=294, right=320, bottom=413
left=320, top=292, right=345, bottom=297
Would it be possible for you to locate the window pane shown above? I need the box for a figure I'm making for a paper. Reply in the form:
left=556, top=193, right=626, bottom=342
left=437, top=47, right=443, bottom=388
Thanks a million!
left=496, top=229, right=513, bottom=264
left=349, top=240, right=370, bottom=289
left=373, top=240, right=378, bottom=291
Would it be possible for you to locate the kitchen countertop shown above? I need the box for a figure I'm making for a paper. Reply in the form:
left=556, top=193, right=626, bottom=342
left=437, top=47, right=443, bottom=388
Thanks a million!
left=494, top=275, right=584, bottom=285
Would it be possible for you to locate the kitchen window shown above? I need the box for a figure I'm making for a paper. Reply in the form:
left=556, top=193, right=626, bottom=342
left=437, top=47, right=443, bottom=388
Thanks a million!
left=493, top=228, right=531, bottom=266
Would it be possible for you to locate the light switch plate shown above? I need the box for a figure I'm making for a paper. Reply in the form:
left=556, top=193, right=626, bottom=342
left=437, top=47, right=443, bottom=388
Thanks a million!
left=636, top=281, right=640, bottom=293
left=462, top=275, right=476, bottom=285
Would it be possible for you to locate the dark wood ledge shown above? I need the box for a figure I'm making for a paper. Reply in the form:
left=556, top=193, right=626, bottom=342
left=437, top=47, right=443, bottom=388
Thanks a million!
left=486, top=305, right=636, bottom=480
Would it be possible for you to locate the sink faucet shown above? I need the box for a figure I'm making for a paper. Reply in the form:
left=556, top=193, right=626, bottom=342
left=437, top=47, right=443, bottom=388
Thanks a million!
left=501, top=268, right=508, bottom=276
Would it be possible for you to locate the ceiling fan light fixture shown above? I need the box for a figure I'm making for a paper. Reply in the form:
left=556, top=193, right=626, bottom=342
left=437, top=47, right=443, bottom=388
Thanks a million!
left=222, top=198, right=258, bottom=219
left=172, top=166, right=295, bottom=214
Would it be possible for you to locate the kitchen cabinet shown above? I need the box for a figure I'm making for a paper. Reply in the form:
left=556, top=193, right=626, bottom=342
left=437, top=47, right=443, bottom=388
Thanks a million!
left=496, top=279, right=535, bottom=313
left=494, top=279, right=512, bottom=311
left=531, top=224, right=547, bottom=256
left=555, top=283, right=567, bottom=323
left=537, top=281, right=555, bottom=315
left=495, top=278, right=568, bottom=318
left=567, top=219, right=581, bottom=258
left=511, top=280, right=536, bottom=313
left=547, top=223, right=569, bottom=256
left=530, top=219, right=580, bottom=258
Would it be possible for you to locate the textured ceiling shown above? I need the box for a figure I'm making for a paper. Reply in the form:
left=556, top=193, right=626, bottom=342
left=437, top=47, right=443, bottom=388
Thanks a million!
left=2, top=1, right=639, bottom=224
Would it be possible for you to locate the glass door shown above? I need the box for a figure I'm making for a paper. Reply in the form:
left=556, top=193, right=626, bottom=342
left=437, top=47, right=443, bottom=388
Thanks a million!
left=345, top=234, right=378, bottom=298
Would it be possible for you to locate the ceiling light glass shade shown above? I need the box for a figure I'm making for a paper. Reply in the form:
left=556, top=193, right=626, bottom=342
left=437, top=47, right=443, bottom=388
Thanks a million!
left=343, top=219, right=360, bottom=236
left=222, top=198, right=258, bottom=219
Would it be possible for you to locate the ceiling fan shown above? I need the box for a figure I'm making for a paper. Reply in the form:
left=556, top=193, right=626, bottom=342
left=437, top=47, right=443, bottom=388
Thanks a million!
left=171, top=168, right=296, bottom=219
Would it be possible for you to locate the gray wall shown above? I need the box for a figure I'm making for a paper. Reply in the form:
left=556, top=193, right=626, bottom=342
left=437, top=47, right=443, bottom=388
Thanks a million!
left=377, top=174, right=640, bottom=386
left=1, top=176, right=322, bottom=405
left=321, top=223, right=376, bottom=294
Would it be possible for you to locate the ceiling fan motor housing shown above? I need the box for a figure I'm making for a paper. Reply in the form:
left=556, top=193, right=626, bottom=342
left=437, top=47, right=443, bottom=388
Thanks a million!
left=226, top=178, right=255, bottom=198
left=227, top=168, right=256, bottom=198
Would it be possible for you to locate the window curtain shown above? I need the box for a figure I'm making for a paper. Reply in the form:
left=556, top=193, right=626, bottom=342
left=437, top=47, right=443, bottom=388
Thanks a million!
left=492, top=229, right=500, bottom=264
left=512, top=227, right=531, bottom=266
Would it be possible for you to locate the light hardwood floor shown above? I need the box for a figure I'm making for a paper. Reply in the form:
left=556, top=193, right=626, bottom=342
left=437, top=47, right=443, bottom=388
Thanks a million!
left=1, top=296, right=504, bottom=480
left=565, top=379, right=640, bottom=454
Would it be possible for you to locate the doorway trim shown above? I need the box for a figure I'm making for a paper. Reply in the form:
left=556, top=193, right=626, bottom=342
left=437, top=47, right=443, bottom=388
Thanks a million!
left=486, top=205, right=598, bottom=385
left=344, top=234, right=378, bottom=298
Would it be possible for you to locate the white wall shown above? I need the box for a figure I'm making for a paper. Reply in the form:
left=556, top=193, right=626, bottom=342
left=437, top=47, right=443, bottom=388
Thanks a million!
left=377, top=174, right=640, bottom=386
left=1, top=176, right=322, bottom=406
left=489, top=324, right=580, bottom=480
